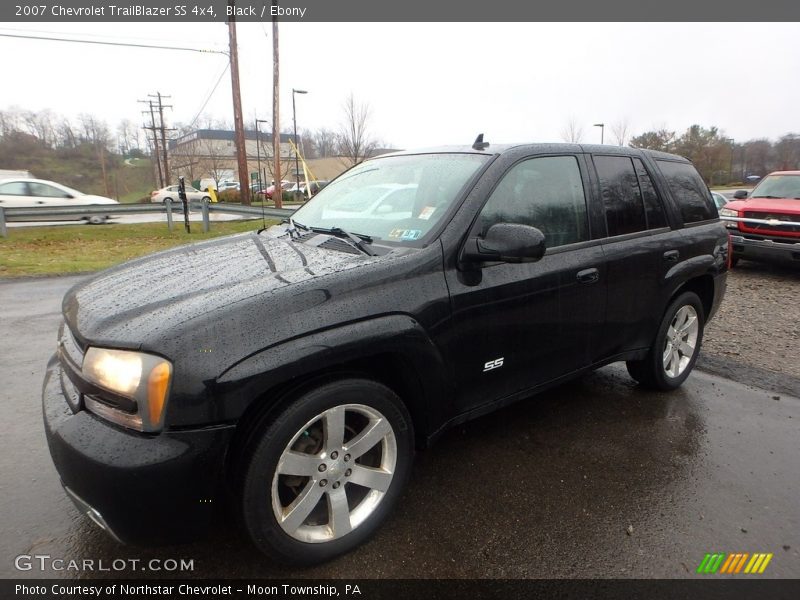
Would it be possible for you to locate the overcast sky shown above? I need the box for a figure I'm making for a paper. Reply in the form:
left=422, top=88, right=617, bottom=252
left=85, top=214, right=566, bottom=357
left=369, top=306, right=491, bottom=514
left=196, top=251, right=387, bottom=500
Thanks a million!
left=1, top=22, right=798, bottom=148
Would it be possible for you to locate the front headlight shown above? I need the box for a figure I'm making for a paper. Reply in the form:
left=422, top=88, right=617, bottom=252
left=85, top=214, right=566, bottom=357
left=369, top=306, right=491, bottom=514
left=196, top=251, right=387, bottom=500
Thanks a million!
left=82, top=347, right=172, bottom=432
left=719, top=208, right=738, bottom=218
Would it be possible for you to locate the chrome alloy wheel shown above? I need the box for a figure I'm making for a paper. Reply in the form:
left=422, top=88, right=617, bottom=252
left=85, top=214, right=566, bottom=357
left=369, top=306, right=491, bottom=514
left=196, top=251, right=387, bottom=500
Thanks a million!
left=271, top=404, right=397, bottom=543
left=662, top=305, right=699, bottom=378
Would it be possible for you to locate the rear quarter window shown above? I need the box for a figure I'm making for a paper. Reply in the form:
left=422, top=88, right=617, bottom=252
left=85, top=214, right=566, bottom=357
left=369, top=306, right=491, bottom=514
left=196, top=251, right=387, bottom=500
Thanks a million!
left=656, top=160, right=716, bottom=224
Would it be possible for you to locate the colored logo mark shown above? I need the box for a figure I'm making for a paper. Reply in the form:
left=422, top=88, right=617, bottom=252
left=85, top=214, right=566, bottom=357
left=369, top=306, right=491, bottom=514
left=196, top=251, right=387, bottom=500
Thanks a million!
left=697, top=552, right=773, bottom=574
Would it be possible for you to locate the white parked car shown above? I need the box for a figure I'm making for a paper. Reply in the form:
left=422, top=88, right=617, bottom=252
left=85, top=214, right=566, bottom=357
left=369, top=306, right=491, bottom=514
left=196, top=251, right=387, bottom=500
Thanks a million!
left=0, top=178, right=118, bottom=223
left=150, top=185, right=212, bottom=204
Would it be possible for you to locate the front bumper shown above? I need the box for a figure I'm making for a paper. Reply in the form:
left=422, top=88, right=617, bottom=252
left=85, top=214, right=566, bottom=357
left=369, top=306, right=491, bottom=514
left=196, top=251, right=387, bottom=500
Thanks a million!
left=729, top=234, right=800, bottom=265
left=43, top=356, right=235, bottom=545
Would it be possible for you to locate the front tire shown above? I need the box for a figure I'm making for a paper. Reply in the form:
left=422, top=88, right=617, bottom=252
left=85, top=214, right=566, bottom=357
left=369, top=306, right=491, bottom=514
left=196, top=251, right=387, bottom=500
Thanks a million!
left=626, top=291, right=705, bottom=391
left=240, top=379, right=414, bottom=565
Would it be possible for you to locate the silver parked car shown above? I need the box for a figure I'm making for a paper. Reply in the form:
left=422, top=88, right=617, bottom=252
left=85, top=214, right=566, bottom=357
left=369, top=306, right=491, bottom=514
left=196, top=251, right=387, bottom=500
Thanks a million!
left=0, top=178, right=118, bottom=223
left=710, top=191, right=729, bottom=210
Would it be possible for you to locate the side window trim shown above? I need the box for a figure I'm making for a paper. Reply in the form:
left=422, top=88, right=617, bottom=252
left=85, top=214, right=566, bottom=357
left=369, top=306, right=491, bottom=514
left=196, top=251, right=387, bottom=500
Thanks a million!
left=631, top=157, right=668, bottom=230
left=592, top=154, right=648, bottom=238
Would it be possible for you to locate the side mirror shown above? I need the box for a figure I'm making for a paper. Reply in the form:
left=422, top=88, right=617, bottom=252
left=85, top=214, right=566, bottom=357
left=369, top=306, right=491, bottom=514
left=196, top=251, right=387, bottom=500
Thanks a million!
left=462, top=223, right=546, bottom=264
left=733, top=190, right=749, bottom=199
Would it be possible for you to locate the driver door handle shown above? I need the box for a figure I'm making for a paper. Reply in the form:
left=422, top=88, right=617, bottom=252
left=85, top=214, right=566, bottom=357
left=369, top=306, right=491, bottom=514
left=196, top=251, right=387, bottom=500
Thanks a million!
left=576, top=268, right=599, bottom=284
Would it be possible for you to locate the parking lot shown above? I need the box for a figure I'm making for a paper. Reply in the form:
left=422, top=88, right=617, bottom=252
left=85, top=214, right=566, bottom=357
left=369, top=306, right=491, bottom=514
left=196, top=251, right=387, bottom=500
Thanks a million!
left=0, top=267, right=798, bottom=579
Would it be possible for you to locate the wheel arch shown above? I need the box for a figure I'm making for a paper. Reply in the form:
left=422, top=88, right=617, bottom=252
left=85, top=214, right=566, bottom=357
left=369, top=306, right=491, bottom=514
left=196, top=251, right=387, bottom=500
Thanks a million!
left=667, top=273, right=715, bottom=321
left=220, top=316, right=450, bottom=482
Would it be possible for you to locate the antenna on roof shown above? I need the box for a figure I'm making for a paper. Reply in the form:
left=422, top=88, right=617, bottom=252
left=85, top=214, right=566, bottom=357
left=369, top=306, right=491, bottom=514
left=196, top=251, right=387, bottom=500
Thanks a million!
left=472, top=133, right=489, bottom=151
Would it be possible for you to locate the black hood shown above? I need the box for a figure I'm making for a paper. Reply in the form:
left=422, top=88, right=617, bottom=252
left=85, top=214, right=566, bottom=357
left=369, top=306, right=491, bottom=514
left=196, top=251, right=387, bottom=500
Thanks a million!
left=63, top=231, right=379, bottom=349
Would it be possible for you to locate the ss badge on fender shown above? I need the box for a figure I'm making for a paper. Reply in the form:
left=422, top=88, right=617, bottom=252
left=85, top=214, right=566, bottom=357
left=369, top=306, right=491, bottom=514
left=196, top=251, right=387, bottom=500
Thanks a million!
left=483, top=357, right=504, bottom=372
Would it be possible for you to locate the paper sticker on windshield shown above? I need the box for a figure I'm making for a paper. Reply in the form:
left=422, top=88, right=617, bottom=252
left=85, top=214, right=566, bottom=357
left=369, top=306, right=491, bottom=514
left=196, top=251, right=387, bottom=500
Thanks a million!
left=418, top=206, right=436, bottom=220
left=388, top=229, right=422, bottom=241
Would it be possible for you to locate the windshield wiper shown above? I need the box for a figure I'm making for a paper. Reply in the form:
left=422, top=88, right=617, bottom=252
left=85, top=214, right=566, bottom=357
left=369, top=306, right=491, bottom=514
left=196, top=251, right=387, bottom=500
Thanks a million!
left=310, top=226, right=377, bottom=256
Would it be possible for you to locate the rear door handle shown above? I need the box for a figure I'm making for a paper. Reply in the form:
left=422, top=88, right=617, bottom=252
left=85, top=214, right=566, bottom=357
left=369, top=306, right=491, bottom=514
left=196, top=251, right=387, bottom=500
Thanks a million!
left=663, top=250, right=679, bottom=262
left=576, top=268, right=599, bottom=284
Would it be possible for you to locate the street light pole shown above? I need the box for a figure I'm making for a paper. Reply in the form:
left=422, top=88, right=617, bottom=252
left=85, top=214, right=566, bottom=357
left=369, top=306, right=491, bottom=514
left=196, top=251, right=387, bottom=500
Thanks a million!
left=593, top=123, right=604, bottom=145
left=255, top=118, right=262, bottom=193
left=292, top=88, right=307, bottom=200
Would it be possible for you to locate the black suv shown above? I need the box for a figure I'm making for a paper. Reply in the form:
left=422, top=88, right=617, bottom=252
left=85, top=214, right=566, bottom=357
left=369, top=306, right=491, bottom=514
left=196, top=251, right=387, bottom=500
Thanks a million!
left=44, top=142, right=728, bottom=564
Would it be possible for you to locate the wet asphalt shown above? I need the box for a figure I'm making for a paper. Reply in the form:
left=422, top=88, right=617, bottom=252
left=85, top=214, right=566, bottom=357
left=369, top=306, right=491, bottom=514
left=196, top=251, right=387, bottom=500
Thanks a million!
left=1, top=275, right=798, bottom=579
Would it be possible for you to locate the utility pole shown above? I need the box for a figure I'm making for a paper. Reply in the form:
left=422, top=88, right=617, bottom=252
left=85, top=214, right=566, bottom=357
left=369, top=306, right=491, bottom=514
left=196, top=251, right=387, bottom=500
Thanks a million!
left=272, top=1, right=282, bottom=209
left=150, top=92, right=174, bottom=184
left=227, top=1, right=251, bottom=204
left=140, top=99, right=163, bottom=188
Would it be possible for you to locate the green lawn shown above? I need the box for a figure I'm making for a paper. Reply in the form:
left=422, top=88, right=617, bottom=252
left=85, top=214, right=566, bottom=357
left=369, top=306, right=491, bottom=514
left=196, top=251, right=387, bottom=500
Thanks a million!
left=0, top=220, right=277, bottom=278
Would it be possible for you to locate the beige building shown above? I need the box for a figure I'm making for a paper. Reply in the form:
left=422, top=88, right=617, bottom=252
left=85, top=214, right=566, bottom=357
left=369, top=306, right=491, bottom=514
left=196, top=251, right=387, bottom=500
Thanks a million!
left=169, top=129, right=399, bottom=188
left=169, top=129, right=296, bottom=188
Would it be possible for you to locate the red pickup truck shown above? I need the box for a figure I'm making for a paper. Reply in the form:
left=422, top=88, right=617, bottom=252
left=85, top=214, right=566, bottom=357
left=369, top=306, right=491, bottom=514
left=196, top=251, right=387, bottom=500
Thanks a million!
left=720, top=171, right=800, bottom=266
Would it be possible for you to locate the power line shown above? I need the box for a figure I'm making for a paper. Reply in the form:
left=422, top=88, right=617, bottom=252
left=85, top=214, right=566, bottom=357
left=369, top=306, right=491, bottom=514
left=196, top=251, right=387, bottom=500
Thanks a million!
left=186, top=61, right=231, bottom=130
left=0, top=32, right=227, bottom=55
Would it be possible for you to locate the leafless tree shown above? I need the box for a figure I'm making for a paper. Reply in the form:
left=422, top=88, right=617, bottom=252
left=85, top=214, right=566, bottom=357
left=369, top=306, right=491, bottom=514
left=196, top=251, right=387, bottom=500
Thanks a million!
left=611, top=118, right=631, bottom=147
left=774, top=133, right=800, bottom=170
left=169, top=135, right=204, bottom=183
left=338, top=93, right=377, bottom=166
left=56, top=118, right=79, bottom=149
left=560, top=118, right=584, bottom=143
left=743, top=139, right=773, bottom=177
left=197, top=138, right=230, bottom=190
left=0, top=107, right=23, bottom=136
left=305, top=127, right=339, bottom=159
left=22, top=110, right=54, bottom=146
left=116, top=119, right=140, bottom=155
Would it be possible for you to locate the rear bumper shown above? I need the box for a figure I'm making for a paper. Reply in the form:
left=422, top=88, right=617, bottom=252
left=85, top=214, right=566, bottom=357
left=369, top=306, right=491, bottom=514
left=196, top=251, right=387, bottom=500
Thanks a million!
left=730, top=234, right=800, bottom=265
left=43, top=356, right=235, bottom=545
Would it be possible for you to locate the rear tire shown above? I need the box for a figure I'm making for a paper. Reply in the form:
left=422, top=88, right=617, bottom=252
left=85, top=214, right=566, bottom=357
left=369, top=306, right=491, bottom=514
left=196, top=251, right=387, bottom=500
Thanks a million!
left=239, top=379, right=414, bottom=565
left=626, top=291, right=705, bottom=391
left=730, top=257, right=740, bottom=268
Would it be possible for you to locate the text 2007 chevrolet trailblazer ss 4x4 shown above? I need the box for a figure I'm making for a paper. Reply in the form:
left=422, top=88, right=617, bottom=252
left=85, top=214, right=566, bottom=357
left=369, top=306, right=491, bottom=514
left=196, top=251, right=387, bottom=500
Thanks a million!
left=44, top=139, right=728, bottom=564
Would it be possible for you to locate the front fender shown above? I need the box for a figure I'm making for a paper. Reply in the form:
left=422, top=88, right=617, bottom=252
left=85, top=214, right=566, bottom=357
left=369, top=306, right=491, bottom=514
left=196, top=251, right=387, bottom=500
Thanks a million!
left=212, top=314, right=451, bottom=436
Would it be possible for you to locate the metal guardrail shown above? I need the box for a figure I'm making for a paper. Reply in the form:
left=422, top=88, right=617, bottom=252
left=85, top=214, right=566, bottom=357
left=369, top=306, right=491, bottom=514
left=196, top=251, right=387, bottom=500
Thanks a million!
left=0, top=200, right=295, bottom=237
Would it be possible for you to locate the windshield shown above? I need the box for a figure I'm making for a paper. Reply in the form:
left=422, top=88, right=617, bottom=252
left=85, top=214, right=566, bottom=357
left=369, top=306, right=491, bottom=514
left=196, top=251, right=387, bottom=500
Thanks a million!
left=750, top=174, right=800, bottom=199
left=291, top=153, right=489, bottom=243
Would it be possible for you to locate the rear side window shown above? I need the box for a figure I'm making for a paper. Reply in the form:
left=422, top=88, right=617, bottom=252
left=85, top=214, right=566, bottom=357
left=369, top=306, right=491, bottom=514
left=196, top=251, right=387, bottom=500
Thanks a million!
left=594, top=156, right=647, bottom=236
left=656, top=160, right=716, bottom=223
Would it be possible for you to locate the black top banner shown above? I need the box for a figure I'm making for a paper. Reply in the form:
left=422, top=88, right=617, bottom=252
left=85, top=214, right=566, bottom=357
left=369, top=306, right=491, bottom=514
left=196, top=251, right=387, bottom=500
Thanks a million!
left=3, top=0, right=800, bottom=22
